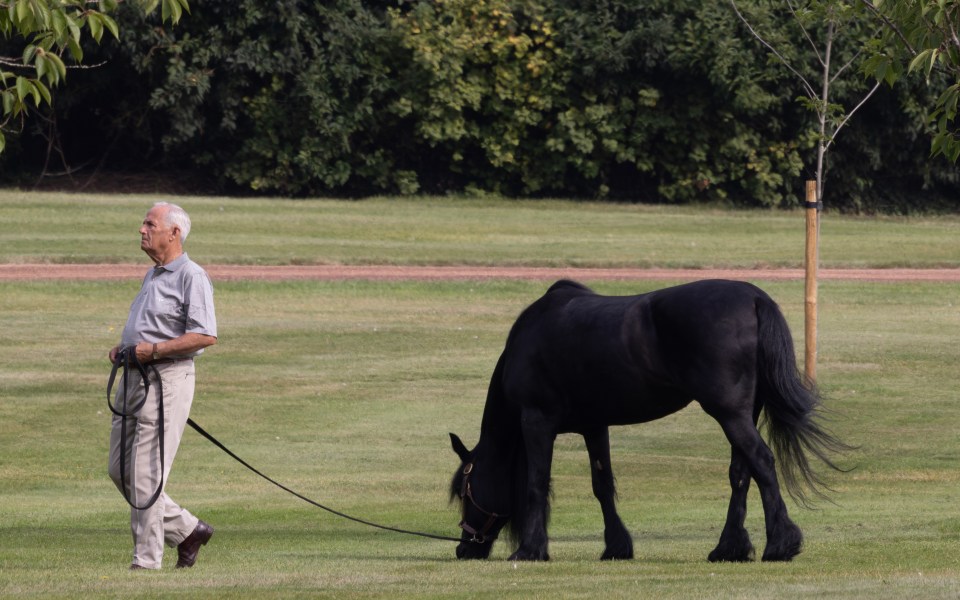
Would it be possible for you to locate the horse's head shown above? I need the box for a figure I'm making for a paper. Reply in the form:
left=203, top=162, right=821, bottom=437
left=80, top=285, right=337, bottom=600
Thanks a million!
left=449, top=432, right=511, bottom=559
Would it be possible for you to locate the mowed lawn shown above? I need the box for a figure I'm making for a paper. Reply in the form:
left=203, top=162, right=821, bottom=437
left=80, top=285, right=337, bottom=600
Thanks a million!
left=1, top=192, right=959, bottom=598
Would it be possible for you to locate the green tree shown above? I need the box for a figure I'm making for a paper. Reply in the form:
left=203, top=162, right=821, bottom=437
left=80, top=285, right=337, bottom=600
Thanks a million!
left=729, top=0, right=882, bottom=206
left=628, top=1, right=808, bottom=205
left=391, top=0, right=810, bottom=203
left=0, top=0, right=188, bottom=153
left=388, top=0, right=567, bottom=194
left=2, top=0, right=957, bottom=209
left=860, top=0, right=960, bottom=161
left=95, top=0, right=407, bottom=195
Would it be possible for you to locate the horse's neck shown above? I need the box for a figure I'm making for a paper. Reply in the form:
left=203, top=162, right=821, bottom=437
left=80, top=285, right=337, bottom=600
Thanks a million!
left=478, top=352, right=519, bottom=439
left=475, top=416, right=528, bottom=529
left=476, top=352, right=526, bottom=501
left=478, top=406, right=521, bottom=459
left=477, top=404, right=523, bottom=465
left=477, top=418, right=520, bottom=458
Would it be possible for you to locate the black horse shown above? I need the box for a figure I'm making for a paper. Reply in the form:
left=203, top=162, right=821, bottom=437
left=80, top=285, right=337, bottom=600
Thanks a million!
left=450, top=279, right=847, bottom=562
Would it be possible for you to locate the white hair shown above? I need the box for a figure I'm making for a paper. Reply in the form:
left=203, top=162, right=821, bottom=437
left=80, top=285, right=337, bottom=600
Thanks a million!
left=154, top=202, right=192, bottom=243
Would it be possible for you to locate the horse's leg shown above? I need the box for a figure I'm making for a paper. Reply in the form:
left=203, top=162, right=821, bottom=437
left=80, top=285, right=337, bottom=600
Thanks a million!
left=708, top=446, right=755, bottom=562
left=716, top=416, right=802, bottom=561
left=509, top=409, right=556, bottom=561
left=583, top=427, right=633, bottom=560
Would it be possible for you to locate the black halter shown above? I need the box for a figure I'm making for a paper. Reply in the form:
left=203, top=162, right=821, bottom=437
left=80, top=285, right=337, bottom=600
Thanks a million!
left=458, top=462, right=510, bottom=543
left=106, top=348, right=165, bottom=511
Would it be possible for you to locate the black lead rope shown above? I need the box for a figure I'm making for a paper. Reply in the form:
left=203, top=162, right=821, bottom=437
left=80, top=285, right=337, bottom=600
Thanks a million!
left=107, top=352, right=460, bottom=542
left=106, top=349, right=165, bottom=511
left=108, top=351, right=461, bottom=542
left=183, top=418, right=462, bottom=543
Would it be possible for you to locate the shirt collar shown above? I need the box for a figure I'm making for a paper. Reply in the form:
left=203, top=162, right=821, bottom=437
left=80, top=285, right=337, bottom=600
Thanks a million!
left=155, top=253, right=189, bottom=274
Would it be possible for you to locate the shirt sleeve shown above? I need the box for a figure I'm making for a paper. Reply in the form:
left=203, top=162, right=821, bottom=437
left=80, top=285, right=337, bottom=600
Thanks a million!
left=183, top=269, right=218, bottom=338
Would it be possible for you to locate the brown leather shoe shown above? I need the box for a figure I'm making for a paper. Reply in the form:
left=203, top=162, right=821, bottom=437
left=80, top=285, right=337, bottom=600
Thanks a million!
left=175, top=520, right=214, bottom=568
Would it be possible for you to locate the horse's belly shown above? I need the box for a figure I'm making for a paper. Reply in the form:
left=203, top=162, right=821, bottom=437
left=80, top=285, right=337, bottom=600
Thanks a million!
left=563, top=388, right=692, bottom=430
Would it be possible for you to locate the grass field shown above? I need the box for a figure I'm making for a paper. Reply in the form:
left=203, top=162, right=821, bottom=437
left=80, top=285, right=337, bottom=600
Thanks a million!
left=1, top=192, right=959, bottom=598
left=3, top=190, right=960, bottom=268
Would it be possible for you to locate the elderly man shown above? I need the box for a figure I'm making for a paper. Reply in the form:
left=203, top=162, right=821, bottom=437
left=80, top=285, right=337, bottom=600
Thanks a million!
left=108, top=202, right=218, bottom=570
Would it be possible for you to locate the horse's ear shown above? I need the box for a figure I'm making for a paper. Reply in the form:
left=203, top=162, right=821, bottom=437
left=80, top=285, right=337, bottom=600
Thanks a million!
left=449, top=433, right=471, bottom=462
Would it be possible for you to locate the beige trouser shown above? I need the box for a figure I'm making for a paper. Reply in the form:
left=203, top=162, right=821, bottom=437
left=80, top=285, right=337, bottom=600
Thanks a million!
left=108, top=360, right=200, bottom=569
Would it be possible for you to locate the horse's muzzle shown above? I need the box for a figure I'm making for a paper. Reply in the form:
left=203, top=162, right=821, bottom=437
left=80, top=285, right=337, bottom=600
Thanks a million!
left=456, top=539, right=494, bottom=560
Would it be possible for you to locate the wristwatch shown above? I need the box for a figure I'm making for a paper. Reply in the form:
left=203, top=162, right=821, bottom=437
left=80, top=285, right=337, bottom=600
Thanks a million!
left=152, top=343, right=160, bottom=361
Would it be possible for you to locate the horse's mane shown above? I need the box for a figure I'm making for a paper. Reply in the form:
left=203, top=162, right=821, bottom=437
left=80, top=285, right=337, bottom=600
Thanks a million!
left=545, top=279, right=593, bottom=295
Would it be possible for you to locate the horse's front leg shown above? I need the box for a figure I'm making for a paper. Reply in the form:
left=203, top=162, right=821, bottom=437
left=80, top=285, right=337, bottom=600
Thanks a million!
left=509, top=409, right=556, bottom=561
left=583, top=427, right=633, bottom=560
left=708, top=447, right=755, bottom=562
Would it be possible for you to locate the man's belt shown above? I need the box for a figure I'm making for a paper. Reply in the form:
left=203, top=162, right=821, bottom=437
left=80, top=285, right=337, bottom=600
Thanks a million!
left=142, top=356, right=193, bottom=367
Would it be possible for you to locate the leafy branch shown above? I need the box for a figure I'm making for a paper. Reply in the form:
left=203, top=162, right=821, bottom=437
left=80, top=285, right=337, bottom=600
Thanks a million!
left=0, top=0, right=189, bottom=152
left=859, top=0, right=960, bottom=161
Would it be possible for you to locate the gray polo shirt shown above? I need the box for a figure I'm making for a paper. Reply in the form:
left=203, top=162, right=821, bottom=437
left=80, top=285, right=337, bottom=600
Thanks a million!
left=120, top=253, right=217, bottom=357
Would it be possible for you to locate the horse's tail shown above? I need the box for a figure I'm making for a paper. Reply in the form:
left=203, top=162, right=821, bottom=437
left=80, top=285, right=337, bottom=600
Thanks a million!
left=755, top=294, right=850, bottom=505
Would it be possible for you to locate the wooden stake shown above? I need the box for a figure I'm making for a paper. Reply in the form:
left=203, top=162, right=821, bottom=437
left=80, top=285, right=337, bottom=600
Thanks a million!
left=804, top=180, right=819, bottom=382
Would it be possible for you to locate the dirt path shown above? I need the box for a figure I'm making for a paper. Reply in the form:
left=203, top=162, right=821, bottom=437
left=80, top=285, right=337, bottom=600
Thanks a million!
left=2, top=263, right=959, bottom=282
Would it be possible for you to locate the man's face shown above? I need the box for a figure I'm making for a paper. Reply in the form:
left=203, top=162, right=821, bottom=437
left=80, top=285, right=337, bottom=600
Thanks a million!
left=139, top=206, right=176, bottom=259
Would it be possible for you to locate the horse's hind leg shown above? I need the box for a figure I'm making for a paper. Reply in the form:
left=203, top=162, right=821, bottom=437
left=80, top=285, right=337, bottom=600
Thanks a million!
left=717, top=417, right=802, bottom=561
left=708, top=447, right=755, bottom=562
left=583, top=428, right=633, bottom=560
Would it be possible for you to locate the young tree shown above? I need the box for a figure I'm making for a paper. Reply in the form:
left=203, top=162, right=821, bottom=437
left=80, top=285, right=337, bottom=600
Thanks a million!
left=0, top=0, right=188, bottom=153
left=729, top=0, right=881, bottom=205
left=860, top=0, right=960, bottom=162
left=728, top=0, right=881, bottom=380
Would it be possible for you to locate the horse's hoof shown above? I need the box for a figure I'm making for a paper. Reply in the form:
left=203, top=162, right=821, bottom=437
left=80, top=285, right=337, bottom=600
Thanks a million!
left=761, top=547, right=800, bottom=561
left=708, top=529, right=755, bottom=562
left=708, top=544, right=755, bottom=562
left=600, top=543, right=634, bottom=560
left=761, top=523, right=802, bottom=561
left=601, top=527, right=634, bottom=560
left=508, top=548, right=549, bottom=561
left=761, top=543, right=801, bottom=562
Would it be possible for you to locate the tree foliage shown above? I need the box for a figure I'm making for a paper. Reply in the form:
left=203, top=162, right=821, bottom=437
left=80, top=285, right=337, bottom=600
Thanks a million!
left=729, top=0, right=886, bottom=208
left=392, top=0, right=808, bottom=204
left=861, top=0, right=960, bottom=162
left=0, top=0, right=188, bottom=153
left=1, top=0, right=958, bottom=211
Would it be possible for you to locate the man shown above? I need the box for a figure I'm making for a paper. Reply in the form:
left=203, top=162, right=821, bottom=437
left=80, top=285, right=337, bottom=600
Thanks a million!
left=107, top=202, right=218, bottom=570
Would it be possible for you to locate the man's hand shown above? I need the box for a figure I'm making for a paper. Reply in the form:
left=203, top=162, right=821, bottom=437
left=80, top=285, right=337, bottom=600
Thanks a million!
left=128, top=334, right=217, bottom=363
left=134, top=341, right=154, bottom=363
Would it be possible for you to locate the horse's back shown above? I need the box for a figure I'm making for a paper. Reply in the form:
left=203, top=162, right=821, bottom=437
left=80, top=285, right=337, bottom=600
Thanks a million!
left=643, top=279, right=768, bottom=345
left=498, top=279, right=769, bottom=427
left=514, top=278, right=765, bottom=345
left=640, top=279, right=769, bottom=383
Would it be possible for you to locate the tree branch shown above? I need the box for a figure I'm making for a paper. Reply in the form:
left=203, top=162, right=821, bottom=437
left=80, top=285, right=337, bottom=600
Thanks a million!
left=948, top=18, right=960, bottom=72
left=787, top=0, right=825, bottom=67
left=1, top=57, right=108, bottom=69
left=0, top=57, right=28, bottom=68
left=831, top=29, right=882, bottom=83
left=66, top=61, right=109, bottom=69
left=729, top=0, right=817, bottom=99
left=824, top=79, right=883, bottom=153
left=858, top=0, right=917, bottom=56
